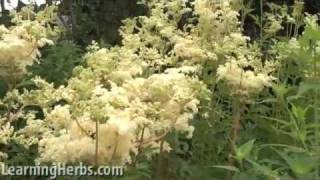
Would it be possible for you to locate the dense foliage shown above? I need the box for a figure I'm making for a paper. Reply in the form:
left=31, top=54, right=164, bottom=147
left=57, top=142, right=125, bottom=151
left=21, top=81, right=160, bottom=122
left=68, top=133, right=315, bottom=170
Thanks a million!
left=0, top=0, right=320, bottom=180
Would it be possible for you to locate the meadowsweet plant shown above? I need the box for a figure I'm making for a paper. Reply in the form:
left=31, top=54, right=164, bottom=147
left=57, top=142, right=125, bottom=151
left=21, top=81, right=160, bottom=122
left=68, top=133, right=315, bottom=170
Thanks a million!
left=0, top=5, right=60, bottom=87
left=0, top=20, right=209, bottom=166
left=0, top=4, right=60, bottom=173
left=22, top=70, right=205, bottom=165
left=0, top=0, right=276, bottom=172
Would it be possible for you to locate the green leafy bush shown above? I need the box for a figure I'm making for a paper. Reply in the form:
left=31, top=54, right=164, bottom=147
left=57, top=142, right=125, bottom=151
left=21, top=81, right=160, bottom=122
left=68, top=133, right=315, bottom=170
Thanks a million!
left=27, top=41, right=84, bottom=87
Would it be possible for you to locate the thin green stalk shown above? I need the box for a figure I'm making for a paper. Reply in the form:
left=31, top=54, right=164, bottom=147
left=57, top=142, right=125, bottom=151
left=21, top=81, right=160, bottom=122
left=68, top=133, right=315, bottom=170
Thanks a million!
left=133, top=127, right=146, bottom=166
left=289, top=23, right=293, bottom=38
left=227, top=99, right=244, bottom=179
left=280, top=96, right=309, bottom=151
left=240, top=0, right=245, bottom=32
left=312, top=42, right=319, bottom=177
left=95, top=119, right=99, bottom=166
left=156, top=140, right=165, bottom=180
left=314, top=89, right=319, bottom=178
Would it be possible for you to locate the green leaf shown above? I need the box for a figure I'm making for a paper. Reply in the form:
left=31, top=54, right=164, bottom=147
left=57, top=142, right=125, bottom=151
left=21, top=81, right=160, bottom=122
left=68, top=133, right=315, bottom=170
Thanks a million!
left=291, top=104, right=308, bottom=122
left=211, top=165, right=240, bottom=172
left=246, top=159, right=279, bottom=178
left=275, top=150, right=317, bottom=176
left=235, top=139, right=256, bottom=162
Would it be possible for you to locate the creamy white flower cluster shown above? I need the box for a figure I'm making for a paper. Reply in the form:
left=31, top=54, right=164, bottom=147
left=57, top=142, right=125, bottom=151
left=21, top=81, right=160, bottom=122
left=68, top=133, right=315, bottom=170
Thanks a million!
left=14, top=43, right=207, bottom=165
left=0, top=117, right=13, bottom=164
left=217, top=58, right=275, bottom=96
left=0, top=120, right=14, bottom=145
left=0, top=6, right=59, bottom=81
left=192, top=1, right=276, bottom=96
left=193, top=0, right=240, bottom=41
left=37, top=72, right=203, bottom=165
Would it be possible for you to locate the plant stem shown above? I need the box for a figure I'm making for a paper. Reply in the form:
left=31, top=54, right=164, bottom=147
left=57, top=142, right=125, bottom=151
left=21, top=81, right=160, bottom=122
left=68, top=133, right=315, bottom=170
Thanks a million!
left=240, top=0, right=245, bottom=32
left=312, top=41, right=319, bottom=177
left=95, top=119, right=99, bottom=166
left=260, top=0, right=264, bottom=45
left=314, top=89, right=319, bottom=178
left=228, top=100, right=244, bottom=178
left=156, top=140, right=165, bottom=180
left=133, top=127, right=145, bottom=166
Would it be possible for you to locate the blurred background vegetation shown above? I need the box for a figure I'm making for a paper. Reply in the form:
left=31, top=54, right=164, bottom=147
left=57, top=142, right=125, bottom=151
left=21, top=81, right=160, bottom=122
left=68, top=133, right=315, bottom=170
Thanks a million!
left=1, top=0, right=318, bottom=46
